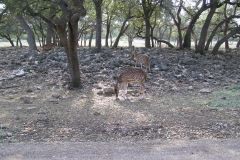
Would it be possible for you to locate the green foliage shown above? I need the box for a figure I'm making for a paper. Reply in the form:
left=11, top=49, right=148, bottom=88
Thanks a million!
left=0, top=12, right=23, bottom=40
left=208, top=85, right=240, bottom=108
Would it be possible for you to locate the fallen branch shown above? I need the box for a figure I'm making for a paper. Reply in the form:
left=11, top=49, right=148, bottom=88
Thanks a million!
left=153, top=37, right=175, bottom=48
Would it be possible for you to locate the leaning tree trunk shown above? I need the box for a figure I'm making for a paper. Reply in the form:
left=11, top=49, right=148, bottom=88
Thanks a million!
left=211, top=27, right=240, bottom=54
left=16, top=15, right=38, bottom=50
left=2, top=34, right=15, bottom=46
left=196, top=6, right=216, bottom=54
left=205, top=20, right=226, bottom=51
left=205, top=15, right=240, bottom=51
left=112, top=19, right=129, bottom=48
left=183, top=5, right=209, bottom=49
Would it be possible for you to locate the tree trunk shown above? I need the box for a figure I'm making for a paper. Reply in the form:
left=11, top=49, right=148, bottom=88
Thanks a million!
left=163, top=0, right=183, bottom=49
left=93, top=0, right=103, bottom=52
left=168, top=26, right=172, bottom=42
left=127, top=36, right=133, bottom=48
left=183, top=5, right=209, bottom=49
left=112, top=19, right=129, bottom=48
left=145, top=19, right=151, bottom=48
left=110, top=31, right=113, bottom=47
left=67, top=19, right=82, bottom=88
left=46, top=22, right=55, bottom=44
left=89, top=28, right=94, bottom=48
left=205, top=15, right=240, bottom=51
left=56, top=21, right=81, bottom=88
left=151, top=26, right=154, bottom=47
left=224, top=4, right=229, bottom=50
left=38, top=20, right=45, bottom=46
left=16, top=35, right=23, bottom=47
left=33, top=24, right=42, bottom=47
left=6, top=35, right=14, bottom=46
left=211, top=27, right=240, bottom=54
left=196, top=6, right=216, bottom=54
left=192, top=31, right=198, bottom=49
left=105, top=15, right=111, bottom=47
left=16, top=15, right=38, bottom=50
left=84, top=34, right=87, bottom=47
left=141, top=0, right=152, bottom=48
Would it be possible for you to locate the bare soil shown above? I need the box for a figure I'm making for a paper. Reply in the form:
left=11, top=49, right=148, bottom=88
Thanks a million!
left=0, top=47, right=240, bottom=143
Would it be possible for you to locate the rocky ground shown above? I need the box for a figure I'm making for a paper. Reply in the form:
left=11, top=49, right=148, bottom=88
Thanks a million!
left=0, top=46, right=240, bottom=143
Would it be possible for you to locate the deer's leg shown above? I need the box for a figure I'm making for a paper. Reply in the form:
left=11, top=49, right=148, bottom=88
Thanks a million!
left=140, top=82, right=145, bottom=94
left=123, top=82, right=129, bottom=99
left=118, top=83, right=124, bottom=97
left=139, top=82, right=145, bottom=98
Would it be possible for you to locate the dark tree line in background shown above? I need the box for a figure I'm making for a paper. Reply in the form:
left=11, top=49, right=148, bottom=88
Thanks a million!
left=0, top=0, right=240, bottom=88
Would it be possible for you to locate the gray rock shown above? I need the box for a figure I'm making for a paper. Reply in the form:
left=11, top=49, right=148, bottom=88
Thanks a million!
left=103, top=87, right=115, bottom=97
left=19, top=96, right=33, bottom=104
left=188, top=86, right=194, bottom=90
left=51, top=93, right=62, bottom=99
left=199, top=88, right=212, bottom=93
left=0, top=130, right=12, bottom=139
left=180, top=57, right=197, bottom=65
left=158, top=62, right=168, bottom=71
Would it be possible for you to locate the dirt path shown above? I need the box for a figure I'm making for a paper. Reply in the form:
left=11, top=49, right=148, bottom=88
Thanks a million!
left=1, top=138, right=240, bottom=160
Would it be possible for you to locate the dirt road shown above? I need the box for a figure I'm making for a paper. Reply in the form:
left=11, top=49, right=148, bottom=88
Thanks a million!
left=1, top=138, right=240, bottom=160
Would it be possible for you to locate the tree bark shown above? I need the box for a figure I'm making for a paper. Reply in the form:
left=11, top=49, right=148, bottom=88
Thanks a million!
left=196, top=5, right=216, bottom=54
left=16, top=35, right=21, bottom=47
left=93, top=0, right=103, bottom=52
left=67, top=18, right=82, bottom=88
left=144, top=17, right=151, bottom=48
left=16, top=15, right=38, bottom=50
left=142, top=0, right=153, bottom=48
left=89, top=28, right=94, bottom=48
left=112, top=19, right=129, bottom=48
left=223, top=4, right=229, bottom=50
left=46, top=23, right=55, bottom=44
left=105, top=15, right=112, bottom=47
left=183, top=4, right=210, bottom=49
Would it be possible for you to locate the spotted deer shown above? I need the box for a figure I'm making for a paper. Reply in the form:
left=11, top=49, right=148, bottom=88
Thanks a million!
left=131, top=46, right=150, bottom=71
left=114, top=67, right=147, bottom=99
